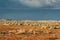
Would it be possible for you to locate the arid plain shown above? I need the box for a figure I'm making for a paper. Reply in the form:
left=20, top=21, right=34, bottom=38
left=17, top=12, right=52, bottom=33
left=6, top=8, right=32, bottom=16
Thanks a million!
left=0, top=19, right=60, bottom=40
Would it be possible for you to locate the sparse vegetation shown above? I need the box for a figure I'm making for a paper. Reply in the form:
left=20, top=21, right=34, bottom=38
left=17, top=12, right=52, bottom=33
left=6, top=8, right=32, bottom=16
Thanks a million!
left=0, top=19, right=60, bottom=30
left=0, top=32, right=8, bottom=35
left=0, top=19, right=60, bottom=40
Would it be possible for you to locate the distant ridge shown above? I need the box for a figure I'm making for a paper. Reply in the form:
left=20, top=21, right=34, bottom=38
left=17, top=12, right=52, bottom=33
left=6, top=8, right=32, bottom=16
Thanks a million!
left=0, top=19, right=60, bottom=21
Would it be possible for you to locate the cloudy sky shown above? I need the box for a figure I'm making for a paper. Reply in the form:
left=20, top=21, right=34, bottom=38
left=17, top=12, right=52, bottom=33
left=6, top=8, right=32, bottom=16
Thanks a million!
left=0, top=0, right=60, bottom=20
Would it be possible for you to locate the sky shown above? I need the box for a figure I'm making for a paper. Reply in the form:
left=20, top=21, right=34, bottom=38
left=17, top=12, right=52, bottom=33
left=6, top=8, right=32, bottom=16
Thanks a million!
left=0, top=0, right=60, bottom=20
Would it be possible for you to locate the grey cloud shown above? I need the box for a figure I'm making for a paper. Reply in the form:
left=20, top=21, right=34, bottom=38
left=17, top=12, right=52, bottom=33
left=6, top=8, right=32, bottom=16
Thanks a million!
left=19, top=0, right=60, bottom=8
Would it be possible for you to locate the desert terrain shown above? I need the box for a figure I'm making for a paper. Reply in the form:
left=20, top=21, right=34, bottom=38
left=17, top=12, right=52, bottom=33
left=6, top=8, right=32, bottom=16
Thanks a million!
left=0, top=19, right=60, bottom=40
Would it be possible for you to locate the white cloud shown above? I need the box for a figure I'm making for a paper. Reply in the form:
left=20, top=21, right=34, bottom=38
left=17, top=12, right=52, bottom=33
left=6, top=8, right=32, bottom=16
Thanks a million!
left=19, top=0, right=60, bottom=8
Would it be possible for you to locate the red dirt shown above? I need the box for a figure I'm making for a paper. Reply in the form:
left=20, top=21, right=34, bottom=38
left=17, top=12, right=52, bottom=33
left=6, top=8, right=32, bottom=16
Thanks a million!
left=0, top=25, right=60, bottom=40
